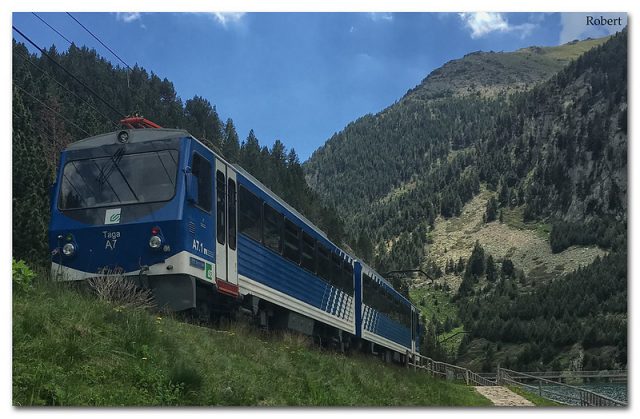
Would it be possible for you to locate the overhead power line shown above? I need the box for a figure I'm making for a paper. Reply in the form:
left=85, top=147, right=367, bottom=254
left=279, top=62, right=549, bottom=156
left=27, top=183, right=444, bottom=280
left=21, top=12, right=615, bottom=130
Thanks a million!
left=31, top=12, right=73, bottom=46
left=13, top=82, right=91, bottom=137
left=14, top=49, right=118, bottom=128
left=12, top=25, right=126, bottom=119
left=65, top=12, right=132, bottom=70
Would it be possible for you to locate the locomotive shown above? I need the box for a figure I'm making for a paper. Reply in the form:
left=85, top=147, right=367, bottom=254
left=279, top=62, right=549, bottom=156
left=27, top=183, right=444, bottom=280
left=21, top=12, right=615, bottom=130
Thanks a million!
left=49, top=118, right=422, bottom=362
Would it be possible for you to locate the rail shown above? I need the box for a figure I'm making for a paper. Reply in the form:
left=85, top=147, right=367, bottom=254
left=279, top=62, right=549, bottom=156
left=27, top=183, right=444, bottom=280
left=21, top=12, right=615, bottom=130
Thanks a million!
left=497, top=368, right=627, bottom=407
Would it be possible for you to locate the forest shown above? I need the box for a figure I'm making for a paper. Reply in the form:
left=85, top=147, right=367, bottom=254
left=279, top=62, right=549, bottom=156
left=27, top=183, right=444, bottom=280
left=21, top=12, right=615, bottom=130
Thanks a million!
left=12, top=40, right=345, bottom=267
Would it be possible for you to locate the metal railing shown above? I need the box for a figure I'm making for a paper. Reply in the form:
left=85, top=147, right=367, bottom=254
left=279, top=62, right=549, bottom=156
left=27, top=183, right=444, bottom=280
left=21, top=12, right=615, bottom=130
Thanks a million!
left=497, top=368, right=627, bottom=407
left=407, top=354, right=626, bottom=407
left=480, top=370, right=627, bottom=383
left=407, top=353, right=496, bottom=386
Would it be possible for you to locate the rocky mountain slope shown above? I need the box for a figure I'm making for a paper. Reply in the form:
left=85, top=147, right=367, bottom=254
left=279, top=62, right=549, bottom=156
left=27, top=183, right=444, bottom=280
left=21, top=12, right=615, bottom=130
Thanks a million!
left=303, top=32, right=626, bottom=274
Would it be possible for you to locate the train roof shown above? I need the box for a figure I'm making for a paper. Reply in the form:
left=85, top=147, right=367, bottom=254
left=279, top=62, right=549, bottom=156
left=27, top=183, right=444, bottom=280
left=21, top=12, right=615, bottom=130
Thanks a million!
left=65, top=128, right=189, bottom=151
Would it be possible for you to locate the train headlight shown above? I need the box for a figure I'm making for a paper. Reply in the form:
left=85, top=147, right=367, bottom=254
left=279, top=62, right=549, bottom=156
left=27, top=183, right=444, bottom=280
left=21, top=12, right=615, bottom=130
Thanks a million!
left=149, top=235, right=162, bottom=249
left=62, top=243, right=76, bottom=256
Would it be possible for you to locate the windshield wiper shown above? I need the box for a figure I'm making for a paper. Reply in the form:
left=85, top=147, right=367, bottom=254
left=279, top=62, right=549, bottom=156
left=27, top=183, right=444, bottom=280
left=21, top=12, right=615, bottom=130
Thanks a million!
left=94, top=148, right=139, bottom=202
left=97, top=147, right=125, bottom=187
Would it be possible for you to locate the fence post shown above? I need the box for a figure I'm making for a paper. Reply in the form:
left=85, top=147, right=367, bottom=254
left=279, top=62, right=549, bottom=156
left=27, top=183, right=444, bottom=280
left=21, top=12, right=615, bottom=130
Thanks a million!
left=538, top=379, right=542, bottom=396
left=496, top=367, right=501, bottom=385
left=465, top=369, right=469, bottom=385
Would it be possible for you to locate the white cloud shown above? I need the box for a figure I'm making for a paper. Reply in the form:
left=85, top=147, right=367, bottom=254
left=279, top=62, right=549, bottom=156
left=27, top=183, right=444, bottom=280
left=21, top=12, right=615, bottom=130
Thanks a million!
left=458, top=12, right=536, bottom=39
left=559, top=13, right=627, bottom=44
left=116, top=12, right=141, bottom=23
left=368, top=12, right=393, bottom=22
left=210, top=12, right=246, bottom=27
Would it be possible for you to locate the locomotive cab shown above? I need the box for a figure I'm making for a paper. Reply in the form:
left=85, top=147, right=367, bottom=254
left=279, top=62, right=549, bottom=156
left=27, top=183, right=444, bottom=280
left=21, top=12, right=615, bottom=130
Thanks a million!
left=49, top=127, right=239, bottom=315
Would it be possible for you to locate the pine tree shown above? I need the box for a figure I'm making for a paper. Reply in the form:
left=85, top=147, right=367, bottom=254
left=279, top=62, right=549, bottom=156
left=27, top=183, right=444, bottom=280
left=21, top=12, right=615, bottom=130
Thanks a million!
left=466, top=241, right=486, bottom=277
left=356, top=232, right=374, bottom=262
left=484, top=196, right=498, bottom=223
left=486, top=255, right=497, bottom=282
left=222, top=118, right=240, bottom=162
left=13, top=86, right=51, bottom=264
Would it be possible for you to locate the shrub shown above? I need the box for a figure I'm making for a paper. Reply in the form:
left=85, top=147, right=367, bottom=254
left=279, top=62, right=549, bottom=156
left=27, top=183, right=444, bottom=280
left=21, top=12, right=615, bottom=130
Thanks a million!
left=87, top=268, right=154, bottom=310
left=13, top=259, right=36, bottom=293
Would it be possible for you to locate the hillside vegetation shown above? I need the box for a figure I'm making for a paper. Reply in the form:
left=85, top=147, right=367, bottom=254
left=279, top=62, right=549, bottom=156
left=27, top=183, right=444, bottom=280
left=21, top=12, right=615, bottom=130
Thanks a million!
left=13, top=275, right=491, bottom=406
left=305, top=30, right=627, bottom=371
left=305, top=32, right=625, bottom=274
left=427, top=188, right=607, bottom=290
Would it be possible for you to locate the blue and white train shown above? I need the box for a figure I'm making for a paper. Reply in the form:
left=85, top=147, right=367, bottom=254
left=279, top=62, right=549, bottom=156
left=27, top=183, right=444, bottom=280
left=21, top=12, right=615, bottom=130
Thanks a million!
left=48, top=123, right=422, bottom=362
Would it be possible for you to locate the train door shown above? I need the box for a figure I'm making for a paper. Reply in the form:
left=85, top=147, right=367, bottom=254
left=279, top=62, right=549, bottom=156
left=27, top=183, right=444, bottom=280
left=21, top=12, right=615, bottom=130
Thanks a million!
left=187, top=148, right=215, bottom=276
left=214, top=158, right=239, bottom=297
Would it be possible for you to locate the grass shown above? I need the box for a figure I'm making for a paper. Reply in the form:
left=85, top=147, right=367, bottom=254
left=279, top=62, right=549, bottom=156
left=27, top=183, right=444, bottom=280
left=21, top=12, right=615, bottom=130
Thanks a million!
left=540, top=36, right=611, bottom=61
left=410, top=287, right=458, bottom=324
left=409, top=286, right=465, bottom=357
left=13, top=277, right=492, bottom=407
left=507, top=386, right=563, bottom=407
left=500, top=206, right=551, bottom=240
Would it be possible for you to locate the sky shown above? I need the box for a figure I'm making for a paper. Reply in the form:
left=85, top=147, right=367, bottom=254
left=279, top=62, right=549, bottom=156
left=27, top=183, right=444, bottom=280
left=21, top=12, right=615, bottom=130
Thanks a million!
left=3, top=3, right=638, bottom=418
left=11, top=12, right=627, bottom=161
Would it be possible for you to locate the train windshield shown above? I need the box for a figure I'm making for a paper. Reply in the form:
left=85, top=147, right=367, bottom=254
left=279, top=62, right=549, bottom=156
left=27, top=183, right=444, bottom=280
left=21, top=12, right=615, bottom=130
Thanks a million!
left=58, top=149, right=179, bottom=210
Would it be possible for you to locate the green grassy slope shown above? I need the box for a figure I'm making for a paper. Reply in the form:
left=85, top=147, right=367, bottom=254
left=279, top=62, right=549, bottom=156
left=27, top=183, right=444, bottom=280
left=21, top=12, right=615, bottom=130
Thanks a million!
left=13, top=279, right=492, bottom=407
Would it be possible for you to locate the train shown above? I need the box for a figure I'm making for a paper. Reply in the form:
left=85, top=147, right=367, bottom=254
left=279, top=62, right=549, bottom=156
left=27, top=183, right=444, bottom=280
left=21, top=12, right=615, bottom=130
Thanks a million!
left=48, top=118, right=422, bottom=363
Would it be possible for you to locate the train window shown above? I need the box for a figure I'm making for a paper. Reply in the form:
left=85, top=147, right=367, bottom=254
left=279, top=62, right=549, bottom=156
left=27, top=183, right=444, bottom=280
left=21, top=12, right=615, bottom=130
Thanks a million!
left=238, top=185, right=262, bottom=242
left=317, top=244, right=331, bottom=281
left=263, top=204, right=283, bottom=254
left=331, top=253, right=342, bottom=289
left=362, top=273, right=411, bottom=328
left=342, top=261, right=354, bottom=296
left=228, top=178, right=236, bottom=251
left=192, top=153, right=212, bottom=212
left=216, top=170, right=226, bottom=245
left=59, top=150, right=179, bottom=210
left=283, top=218, right=301, bottom=264
left=300, top=232, right=316, bottom=273
left=362, top=273, right=375, bottom=309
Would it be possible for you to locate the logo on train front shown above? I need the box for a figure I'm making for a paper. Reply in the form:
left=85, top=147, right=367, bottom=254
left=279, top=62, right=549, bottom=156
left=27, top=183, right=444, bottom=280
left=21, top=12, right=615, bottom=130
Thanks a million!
left=105, top=208, right=121, bottom=225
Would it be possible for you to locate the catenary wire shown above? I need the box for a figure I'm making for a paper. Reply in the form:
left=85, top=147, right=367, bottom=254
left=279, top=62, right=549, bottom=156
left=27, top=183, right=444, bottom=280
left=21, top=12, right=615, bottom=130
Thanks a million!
left=13, top=82, right=92, bottom=137
left=12, top=25, right=126, bottom=119
left=31, top=12, right=73, bottom=46
left=14, top=49, right=119, bottom=129
left=65, top=12, right=132, bottom=70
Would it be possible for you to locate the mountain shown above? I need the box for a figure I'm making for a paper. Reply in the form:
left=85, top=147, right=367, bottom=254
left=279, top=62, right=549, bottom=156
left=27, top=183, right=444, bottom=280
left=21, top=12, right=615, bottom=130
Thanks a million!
left=304, top=30, right=627, bottom=370
left=402, top=37, right=610, bottom=101
left=303, top=32, right=625, bottom=273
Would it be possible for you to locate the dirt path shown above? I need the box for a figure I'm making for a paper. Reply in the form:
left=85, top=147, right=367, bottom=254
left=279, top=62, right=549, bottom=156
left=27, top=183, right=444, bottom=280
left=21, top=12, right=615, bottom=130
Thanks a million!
left=474, top=386, right=535, bottom=406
